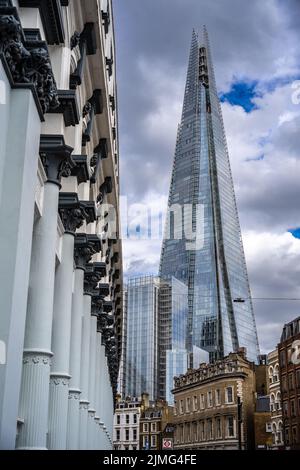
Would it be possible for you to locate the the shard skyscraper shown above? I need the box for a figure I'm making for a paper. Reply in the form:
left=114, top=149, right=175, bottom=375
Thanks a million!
left=159, top=28, right=260, bottom=364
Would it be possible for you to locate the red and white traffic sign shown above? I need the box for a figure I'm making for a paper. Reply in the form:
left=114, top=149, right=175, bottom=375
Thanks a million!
left=162, top=438, right=173, bottom=449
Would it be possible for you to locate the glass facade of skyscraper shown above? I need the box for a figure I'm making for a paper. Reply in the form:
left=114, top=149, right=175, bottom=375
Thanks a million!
left=125, top=276, right=160, bottom=400
left=160, top=29, right=260, bottom=363
left=159, top=277, right=188, bottom=401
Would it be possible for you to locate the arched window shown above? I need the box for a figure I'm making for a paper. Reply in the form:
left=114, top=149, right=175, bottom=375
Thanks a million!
left=270, top=393, right=275, bottom=411
left=269, top=366, right=274, bottom=384
left=274, top=364, right=279, bottom=382
left=276, top=391, right=281, bottom=410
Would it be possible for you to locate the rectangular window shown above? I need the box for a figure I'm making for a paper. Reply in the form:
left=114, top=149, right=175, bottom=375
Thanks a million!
left=126, top=414, right=130, bottom=424
left=289, top=374, right=294, bottom=390
left=227, top=416, right=235, bottom=437
left=201, top=422, right=205, bottom=441
left=280, top=350, right=286, bottom=367
left=151, top=422, right=156, bottom=432
left=193, top=422, right=197, bottom=442
left=180, top=400, right=184, bottom=414
left=133, top=414, right=137, bottom=424
left=282, top=376, right=287, bottom=392
left=125, top=429, right=130, bottom=441
left=297, top=370, right=300, bottom=388
left=226, top=386, right=234, bottom=404
left=193, top=395, right=198, bottom=411
left=216, top=418, right=222, bottom=438
left=151, top=435, right=156, bottom=447
left=200, top=394, right=205, bottom=409
left=133, top=429, right=137, bottom=440
left=143, top=423, right=149, bottom=433
left=186, top=397, right=191, bottom=412
left=116, top=429, right=120, bottom=441
left=207, top=420, right=213, bottom=440
left=283, top=402, right=289, bottom=417
left=117, top=415, right=120, bottom=425
left=215, top=389, right=221, bottom=405
left=291, top=400, right=296, bottom=417
left=208, top=391, right=213, bottom=407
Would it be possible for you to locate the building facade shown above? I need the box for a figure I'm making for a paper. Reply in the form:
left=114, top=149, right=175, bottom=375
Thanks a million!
left=139, top=399, right=173, bottom=450
left=159, top=29, right=260, bottom=363
left=124, top=276, right=188, bottom=402
left=267, top=349, right=283, bottom=448
left=0, top=0, right=122, bottom=450
left=278, top=317, right=300, bottom=450
left=125, top=276, right=160, bottom=401
left=172, top=351, right=269, bottom=450
left=113, top=394, right=148, bottom=451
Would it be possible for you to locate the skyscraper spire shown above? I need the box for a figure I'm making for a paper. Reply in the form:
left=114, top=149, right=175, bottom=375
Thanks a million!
left=160, top=29, right=260, bottom=364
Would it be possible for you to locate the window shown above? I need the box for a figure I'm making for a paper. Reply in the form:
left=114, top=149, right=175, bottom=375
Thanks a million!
left=291, top=400, right=296, bottom=417
left=125, top=429, right=129, bottom=441
left=216, top=418, right=222, bottom=439
left=227, top=416, right=235, bottom=437
left=208, top=391, right=213, bottom=407
left=282, top=376, right=287, bottom=392
left=151, top=422, right=156, bottom=432
left=292, top=427, right=298, bottom=444
left=133, top=429, right=137, bottom=441
left=151, top=435, right=156, bottom=447
left=180, top=400, right=184, bottom=414
left=193, top=395, right=198, bottom=411
left=116, top=415, right=120, bottom=425
left=274, top=365, right=279, bottom=382
left=285, top=428, right=290, bottom=445
left=200, top=394, right=205, bottom=409
left=215, top=389, right=221, bottom=406
left=186, top=397, right=191, bottom=412
left=126, top=414, right=130, bottom=424
left=133, top=414, right=137, bottom=424
left=283, top=402, right=289, bottom=417
left=116, top=429, right=120, bottom=441
left=201, top=421, right=205, bottom=441
left=226, top=386, right=234, bottom=403
left=193, top=422, right=198, bottom=442
left=297, top=369, right=300, bottom=387
left=207, top=420, right=213, bottom=440
left=289, top=374, right=294, bottom=390
left=280, top=350, right=286, bottom=367
left=142, top=436, right=148, bottom=448
left=143, top=423, right=149, bottom=433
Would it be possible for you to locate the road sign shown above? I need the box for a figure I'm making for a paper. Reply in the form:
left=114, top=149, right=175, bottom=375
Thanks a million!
left=162, top=438, right=173, bottom=449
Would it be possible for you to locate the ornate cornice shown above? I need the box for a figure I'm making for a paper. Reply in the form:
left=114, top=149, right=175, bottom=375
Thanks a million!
left=18, top=0, right=65, bottom=45
left=39, top=135, right=74, bottom=186
left=97, top=176, right=113, bottom=204
left=70, top=155, right=90, bottom=184
left=84, top=262, right=106, bottom=297
left=82, top=89, right=103, bottom=146
left=48, top=89, right=80, bottom=127
left=70, top=23, right=97, bottom=89
left=0, top=5, right=59, bottom=119
left=58, top=193, right=96, bottom=234
left=74, top=233, right=101, bottom=271
left=90, top=138, right=108, bottom=185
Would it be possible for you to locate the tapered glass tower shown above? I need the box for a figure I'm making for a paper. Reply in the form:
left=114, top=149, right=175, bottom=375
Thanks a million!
left=159, top=28, right=260, bottom=364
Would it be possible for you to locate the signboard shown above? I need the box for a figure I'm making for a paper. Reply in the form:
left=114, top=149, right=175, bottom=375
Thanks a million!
left=162, top=438, right=173, bottom=450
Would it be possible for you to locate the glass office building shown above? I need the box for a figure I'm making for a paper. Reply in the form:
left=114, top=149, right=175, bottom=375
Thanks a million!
left=125, top=276, right=160, bottom=400
left=159, top=29, right=260, bottom=363
left=159, top=278, right=189, bottom=402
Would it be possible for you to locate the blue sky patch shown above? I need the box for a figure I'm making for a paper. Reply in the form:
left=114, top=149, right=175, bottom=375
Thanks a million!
left=288, top=228, right=300, bottom=239
left=220, top=80, right=259, bottom=113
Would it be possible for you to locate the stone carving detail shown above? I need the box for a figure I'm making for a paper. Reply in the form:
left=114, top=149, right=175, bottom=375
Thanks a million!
left=70, top=31, right=80, bottom=50
left=51, top=378, right=69, bottom=387
left=82, top=101, right=92, bottom=118
left=60, top=206, right=85, bottom=233
left=68, top=391, right=81, bottom=401
left=0, top=14, right=59, bottom=113
left=58, top=158, right=74, bottom=179
left=23, top=353, right=52, bottom=366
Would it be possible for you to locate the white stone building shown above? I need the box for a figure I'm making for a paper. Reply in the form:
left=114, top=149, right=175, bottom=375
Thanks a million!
left=0, top=0, right=122, bottom=450
left=267, top=349, right=284, bottom=448
left=113, top=395, right=150, bottom=451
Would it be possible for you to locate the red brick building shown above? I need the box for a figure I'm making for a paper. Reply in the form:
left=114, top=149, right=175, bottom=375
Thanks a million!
left=278, top=317, right=300, bottom=449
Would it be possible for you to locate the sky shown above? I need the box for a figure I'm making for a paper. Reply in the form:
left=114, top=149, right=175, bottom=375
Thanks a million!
left=113, top=0, right=300, bottom=354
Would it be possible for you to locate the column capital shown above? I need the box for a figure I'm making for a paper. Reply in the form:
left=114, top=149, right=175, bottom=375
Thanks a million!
left=70, top=155, right=90, bottom=185
left=74, top=234, right=101, bottom=271
left=39, top=135, right=74, bottom=186
left=58, top=193, right=96, bottom=234
left=0, top=5, right=59, bottom=119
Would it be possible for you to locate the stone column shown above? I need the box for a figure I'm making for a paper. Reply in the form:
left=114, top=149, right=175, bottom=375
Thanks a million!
left=0, top=85, right=41, bottom=449
left=94, top=330, right=102, bottom=450
left=48, top=194, right=96, bottom=449
left=67, top=235, right=95, bottom=449
left=79, top=294, right=91, bottom=450
left=87, top=314, right=97, bottom=449
left=16, top=136, right=73, bottom=450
